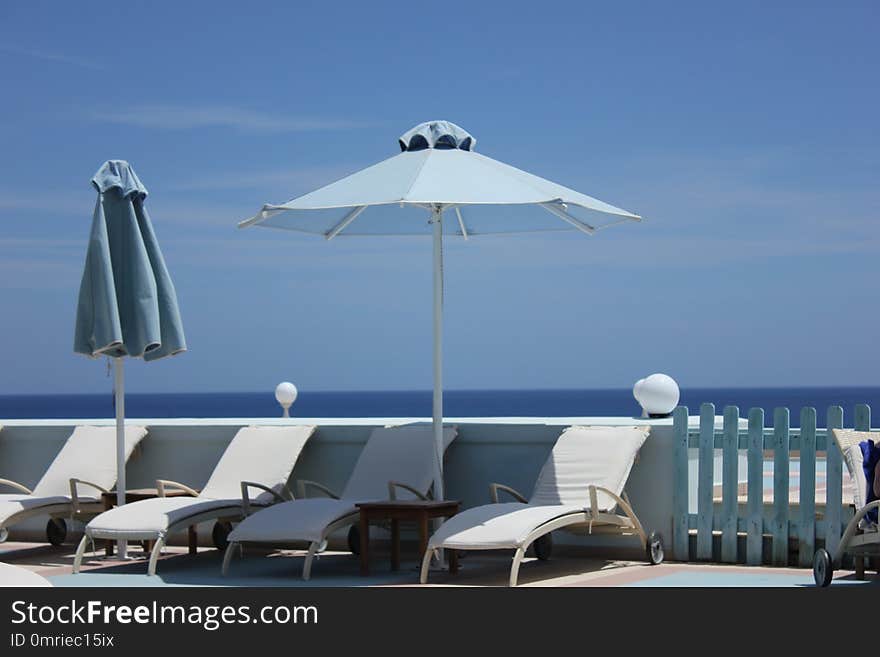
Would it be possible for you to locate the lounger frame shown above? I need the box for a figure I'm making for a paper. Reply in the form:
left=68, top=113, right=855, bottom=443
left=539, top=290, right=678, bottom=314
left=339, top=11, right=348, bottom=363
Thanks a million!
left=817, top=501, right=879, bottom=582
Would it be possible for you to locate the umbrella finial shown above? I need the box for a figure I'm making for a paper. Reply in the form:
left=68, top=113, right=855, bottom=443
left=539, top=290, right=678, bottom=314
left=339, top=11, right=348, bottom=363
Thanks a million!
left=399, top=121, right=475, bottom=152
left=91, top=160, right=148, bottom=199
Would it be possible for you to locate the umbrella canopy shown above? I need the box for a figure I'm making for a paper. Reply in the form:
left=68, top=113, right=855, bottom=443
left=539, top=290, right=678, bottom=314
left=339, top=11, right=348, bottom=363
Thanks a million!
left=75, top=160, right=186, bottom=360
left=241, top=121, right=639, bottom=237
left=74, top=160, right=185, bottom=556
left=240, top=120, right=641, bottom=505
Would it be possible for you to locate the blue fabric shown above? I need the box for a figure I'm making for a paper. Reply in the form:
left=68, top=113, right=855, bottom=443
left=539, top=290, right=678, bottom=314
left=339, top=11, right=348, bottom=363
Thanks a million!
left=74, top=160, right=186, bottom=361
left=860, top=439, right=879, bottom=523
left=398, top=120, right=475, bottom=152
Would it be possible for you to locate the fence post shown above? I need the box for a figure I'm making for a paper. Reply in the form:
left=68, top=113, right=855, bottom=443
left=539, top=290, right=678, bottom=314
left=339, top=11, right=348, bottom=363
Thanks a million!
left=772, top=408, right=790, bottom=566
left=825, top=406, right=844, bottom=556
left=855, top=404, right=871, bottom=432
left=721, top=406, right=739, bottom=563
left=746, top=408, right=765, bottom=565
left=672, top=405, right=690, bottom=561
left=696, top=403, right=716, bottom=561
left=798, top=407, right=817, bottom=567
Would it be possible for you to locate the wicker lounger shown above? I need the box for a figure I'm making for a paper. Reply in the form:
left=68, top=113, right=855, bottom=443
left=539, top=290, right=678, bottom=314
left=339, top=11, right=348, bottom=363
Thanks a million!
left=813, top=428, right=879, bottom=586
left=73, top=425, right=315, bottom=576
left=421, top=425, right=662, bottom=586
left=222, top=424, right=457, bottom=580
left=0, top=425, right=147, bottom=546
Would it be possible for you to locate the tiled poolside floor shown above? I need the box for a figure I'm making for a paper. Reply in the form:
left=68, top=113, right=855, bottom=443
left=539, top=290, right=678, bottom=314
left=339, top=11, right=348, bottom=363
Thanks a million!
left=1, top=541, right=877, bottom=587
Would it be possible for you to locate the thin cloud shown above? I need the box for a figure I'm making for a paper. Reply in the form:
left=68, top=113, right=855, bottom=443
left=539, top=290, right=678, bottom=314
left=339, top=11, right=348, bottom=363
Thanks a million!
left=0, top=259, right=81, bottom=289
left=87, top=105, right=375, bottom=133
left=167, top=164, right=362, bottom=192
left=0, top=44, right=104, bottom=70
left=143, top=199, right=257, bottom=228
left=0, top=238, right=84, bottom=249
left=155, top=229, right=880, bottom=272
left=0, top=191, right=91, bottom=213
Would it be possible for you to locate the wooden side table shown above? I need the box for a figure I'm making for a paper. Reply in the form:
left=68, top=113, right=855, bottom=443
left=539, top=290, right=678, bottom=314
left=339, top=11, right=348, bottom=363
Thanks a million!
left=100, top=488, right=197, bottom=556
left=355, top=500, right=460, bottom=576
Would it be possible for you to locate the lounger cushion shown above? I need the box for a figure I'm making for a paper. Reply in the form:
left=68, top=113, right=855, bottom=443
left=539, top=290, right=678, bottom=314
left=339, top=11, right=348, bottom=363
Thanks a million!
left=0, top=562, right=52, bottom=587
left=229, top=498, right=360, bottom=545
left=341, top=425, right=457, bottom=500
left=529, top=425, right=650, bottom=510
left=85, top=497, right=243, bottom=540
left=200, top=425, right=315, bottom=502
left=32, top=425, right=147, bottom=498
left=0, top=495, right=71, bottom=525
left=429, top=503, right=589, bottom=550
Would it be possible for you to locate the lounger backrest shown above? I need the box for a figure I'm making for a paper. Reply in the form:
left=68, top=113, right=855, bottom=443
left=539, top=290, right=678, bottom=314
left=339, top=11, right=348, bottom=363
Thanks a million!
left=341, top=425, right=457, bottom=501
left=528, top=425, right=650, bottom=511
left=31, top=425, right=148, bottom=498
left=833, top=429, right=870, bottom=510
left=200, top=425, right=315, bottom=502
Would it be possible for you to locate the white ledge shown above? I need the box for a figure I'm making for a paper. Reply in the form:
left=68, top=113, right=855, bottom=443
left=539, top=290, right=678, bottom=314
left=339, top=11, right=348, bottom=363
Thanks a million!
left=0, top=415, right=714, bottom=427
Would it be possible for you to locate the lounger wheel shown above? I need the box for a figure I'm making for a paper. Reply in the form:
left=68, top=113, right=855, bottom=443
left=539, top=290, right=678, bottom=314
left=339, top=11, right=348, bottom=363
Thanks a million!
left=212, top=521, right=233, bottom=550
left=0, top=527, right=8, bottom=543
left=646, top=532, right=664, bottom=565
left=46, top=518, right=67, bottom=546
left=347, top=526, right=360, bottom=555
left=813, top=548, right=833, bottom=587
left=533, top=533, right=553, bottom=561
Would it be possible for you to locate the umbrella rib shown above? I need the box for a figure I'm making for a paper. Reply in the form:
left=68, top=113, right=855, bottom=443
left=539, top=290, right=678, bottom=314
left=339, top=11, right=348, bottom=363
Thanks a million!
left=325, top=206, right=367, bottom=240
left=454, top=207, right=469, bottom=240
left=593, top=216, right=640, bottom=231
left=238, top=205, right=284, bottom=229
left=540, top=202, right=595, bottom=235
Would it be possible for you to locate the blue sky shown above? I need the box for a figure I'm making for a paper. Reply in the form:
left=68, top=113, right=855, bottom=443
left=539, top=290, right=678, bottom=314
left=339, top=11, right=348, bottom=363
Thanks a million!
left=0, top=1, right=877, bottom=394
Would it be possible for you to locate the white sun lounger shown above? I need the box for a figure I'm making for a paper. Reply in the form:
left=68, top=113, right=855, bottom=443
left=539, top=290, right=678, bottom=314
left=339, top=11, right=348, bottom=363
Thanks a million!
left=813, top=428, right=880, bottom=586
left=0, top=425, right=147, bottom=546
left=421, top=425, right=660, bottom=586
left=0, top=562, right=52, bottom=587
left=222, top=424, right=457, bottom=580
left=73, top=425, right=315, bottom=576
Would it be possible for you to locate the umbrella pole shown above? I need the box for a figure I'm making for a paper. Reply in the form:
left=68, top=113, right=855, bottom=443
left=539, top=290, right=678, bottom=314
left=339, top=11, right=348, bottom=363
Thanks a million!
left=431, top=207, right=446, bottom=568
left=431, top=207, right=445, bottom=503
left=114, top=357, right=128, bottom=559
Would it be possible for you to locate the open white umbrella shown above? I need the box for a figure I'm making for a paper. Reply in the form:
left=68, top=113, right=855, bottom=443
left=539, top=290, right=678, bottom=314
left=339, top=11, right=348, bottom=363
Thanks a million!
left=240, top=120, right=641, bottom=503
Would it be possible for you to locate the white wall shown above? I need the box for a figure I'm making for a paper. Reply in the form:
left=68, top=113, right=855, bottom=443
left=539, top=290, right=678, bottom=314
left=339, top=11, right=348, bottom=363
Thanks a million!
left=0, top=415, right=711, bottom=555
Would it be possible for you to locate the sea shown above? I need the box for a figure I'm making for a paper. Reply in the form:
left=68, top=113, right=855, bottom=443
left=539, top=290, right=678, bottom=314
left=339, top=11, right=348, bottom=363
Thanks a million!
left=0, top=387, right=876, bottom=426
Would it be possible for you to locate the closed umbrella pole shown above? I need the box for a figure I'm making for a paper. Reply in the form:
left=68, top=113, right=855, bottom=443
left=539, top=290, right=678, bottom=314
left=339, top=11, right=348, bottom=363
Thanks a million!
left=114, top=358, right=126, bottom=557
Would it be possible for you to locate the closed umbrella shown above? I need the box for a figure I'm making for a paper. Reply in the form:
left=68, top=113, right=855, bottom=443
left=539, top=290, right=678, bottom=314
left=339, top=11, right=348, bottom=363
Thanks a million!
left=239, top=120, right=641, bottom=506
left=74, top=160, right=186, bottom=557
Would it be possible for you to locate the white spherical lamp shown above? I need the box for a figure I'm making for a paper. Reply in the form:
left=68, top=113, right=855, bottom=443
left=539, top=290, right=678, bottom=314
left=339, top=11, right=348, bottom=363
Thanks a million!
left=633, top=373, right=680, bottom=418
left=275, top=382, right=298, bottom=418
